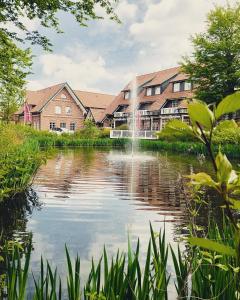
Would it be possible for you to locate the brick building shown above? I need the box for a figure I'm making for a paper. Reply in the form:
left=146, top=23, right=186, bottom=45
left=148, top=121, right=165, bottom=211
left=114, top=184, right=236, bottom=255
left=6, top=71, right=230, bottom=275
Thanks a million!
left=15, top=82, right=115, bottom=131
left=101, top=66, right=193, bottom=130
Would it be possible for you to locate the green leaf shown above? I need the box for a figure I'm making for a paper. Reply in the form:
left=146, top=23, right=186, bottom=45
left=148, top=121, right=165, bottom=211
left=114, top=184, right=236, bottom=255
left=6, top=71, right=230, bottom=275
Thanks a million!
left=228, top=198, right=240, bottom=210
left=216, top=263, right=229, bottom=271
left=215, top=152, right=232, bottom=183
left=188, top=100, right=214, bottom=130
left=187, top=172, right=217, bottom=188
left=188, top=237, right=237, bottom=257
left=215, top=92, right=240, bottom=119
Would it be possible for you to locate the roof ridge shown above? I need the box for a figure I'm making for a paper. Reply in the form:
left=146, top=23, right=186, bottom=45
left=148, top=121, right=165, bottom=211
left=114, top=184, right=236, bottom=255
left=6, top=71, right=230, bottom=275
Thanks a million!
left=74, top=89, right=115, bottom=97
left=27, top=82, right=66, bottom=93
left=136, top=66, right=180, bottom=78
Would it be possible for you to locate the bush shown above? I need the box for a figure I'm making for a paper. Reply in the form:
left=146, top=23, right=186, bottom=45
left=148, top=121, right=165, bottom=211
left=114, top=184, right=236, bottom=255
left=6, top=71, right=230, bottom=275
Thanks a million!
left=99, top=127, right=111, bottom=138
left=157, top=119, right=197, bottom=142
left=74, top=120, right=100, bottom=139
left=213, top=120, right=240, bottom=145
left=115, top=123, right=129, bottom=130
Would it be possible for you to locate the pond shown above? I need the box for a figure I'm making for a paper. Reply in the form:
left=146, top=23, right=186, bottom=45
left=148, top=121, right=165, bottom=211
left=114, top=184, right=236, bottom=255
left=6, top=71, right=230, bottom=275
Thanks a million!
left=0, top=148, right=213, bottom=296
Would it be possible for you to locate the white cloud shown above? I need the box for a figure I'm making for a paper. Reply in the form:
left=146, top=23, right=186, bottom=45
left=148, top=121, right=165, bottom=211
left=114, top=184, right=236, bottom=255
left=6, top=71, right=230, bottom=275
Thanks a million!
left=130, top=0, right=236, bottom=71
left=115, top=0, right=138, bottom=22
left=28, top=44, right=115, bottom=92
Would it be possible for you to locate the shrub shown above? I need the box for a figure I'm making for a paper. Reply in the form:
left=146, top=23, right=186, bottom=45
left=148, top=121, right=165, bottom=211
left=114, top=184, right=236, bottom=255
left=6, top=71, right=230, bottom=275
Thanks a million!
left=115, top=123, right=129, bottom=130
left=99, top=127, right=111, bottom=138
left=213, top=120, right=240, bottom=145
left=74, top=120, right=100, bottom=139
left=157, top=119, right=197, bottom=142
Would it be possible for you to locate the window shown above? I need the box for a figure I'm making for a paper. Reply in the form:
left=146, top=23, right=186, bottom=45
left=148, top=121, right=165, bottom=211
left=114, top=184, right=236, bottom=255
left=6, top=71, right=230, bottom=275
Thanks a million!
left=65, top=106, right=71, bottom=114
left=146, top=87, right=152, bottom=96
left=55, top=106, right=61, bottom=114
left=155, top=86, right=161, bottom=95
left=173, top=82, right=180, bottom=92
left=61, top=93, right=67, bottom=99
left=124, top=91, right=130, bottom=99
left=171, top=100, right=178, bottom=107
left=50, top=122, right=56, bottom=130
left=60, top=122, right=66, bottom=129
left=70, top=122, right=76, bottom=131
left=184, top=82, right=192, bottom=91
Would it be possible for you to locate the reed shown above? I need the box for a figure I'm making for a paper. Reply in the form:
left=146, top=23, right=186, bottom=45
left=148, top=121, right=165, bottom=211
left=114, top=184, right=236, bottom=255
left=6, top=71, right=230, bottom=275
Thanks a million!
left=1, top=221, right=238, bottom=299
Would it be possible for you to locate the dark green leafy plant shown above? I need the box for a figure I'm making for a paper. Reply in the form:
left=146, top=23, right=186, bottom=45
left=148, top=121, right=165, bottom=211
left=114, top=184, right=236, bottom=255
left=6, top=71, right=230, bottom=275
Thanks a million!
left=181, top=92, right=240, bottom=279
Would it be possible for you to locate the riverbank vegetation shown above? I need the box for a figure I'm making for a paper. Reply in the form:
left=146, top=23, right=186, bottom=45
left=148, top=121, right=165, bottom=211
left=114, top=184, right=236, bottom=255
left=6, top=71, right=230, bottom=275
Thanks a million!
left=0, top=124, right=45, bottom=201
left=1, top=219, right=238, bottom=300
left=1, top=92, right=240, bottom=299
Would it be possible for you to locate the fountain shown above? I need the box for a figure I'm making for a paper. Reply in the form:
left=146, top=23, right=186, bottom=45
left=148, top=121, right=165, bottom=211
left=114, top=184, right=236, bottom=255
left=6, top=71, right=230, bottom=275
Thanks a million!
left=130, top=76, right=139, bottom=157
left=108, top=75, right=155, bottom=162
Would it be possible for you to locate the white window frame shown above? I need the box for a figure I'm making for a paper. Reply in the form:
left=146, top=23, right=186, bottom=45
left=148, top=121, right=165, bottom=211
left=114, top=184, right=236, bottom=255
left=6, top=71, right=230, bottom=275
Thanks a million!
left=124, top=91, right=130, bottom=100
left=61, top=93, right=67, bottom=99
left=155, top=86, right=161, bottom=95
left=50, top=122, right=56, bottom=130
left=60, top=122, right=66, bottom=129
left=184, top=82, right=191, bottom=91
left=55, top=106, right=61, bottom=114
left=70, top=122, right=76, bottom=131
left=171, top=100, right=178, bottom=107
left=146, top=87, right=152, bottom=96
left=65, top=106, right=71, bottom=114
left=173, top=82, right=180, bottom=92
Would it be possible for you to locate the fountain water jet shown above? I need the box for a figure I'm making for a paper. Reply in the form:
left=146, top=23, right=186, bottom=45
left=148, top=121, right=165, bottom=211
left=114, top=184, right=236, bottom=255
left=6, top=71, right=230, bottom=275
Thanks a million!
left=107, top=75, right=155, bottom=162
left=130, top=76, right=139, bottom=157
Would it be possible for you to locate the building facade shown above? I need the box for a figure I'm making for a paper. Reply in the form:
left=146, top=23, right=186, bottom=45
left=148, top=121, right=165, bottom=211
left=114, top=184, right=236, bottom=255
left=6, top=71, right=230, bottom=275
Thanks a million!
left=102, top=67, right=193, bottom=130
left=15, top=82, right=115, bottom=131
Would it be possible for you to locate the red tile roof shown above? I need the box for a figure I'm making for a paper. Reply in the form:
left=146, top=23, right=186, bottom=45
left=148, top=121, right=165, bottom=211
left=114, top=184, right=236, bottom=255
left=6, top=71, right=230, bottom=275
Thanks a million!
left=15, top=83, right=115, bottom=117
left=103, top=66, right=192, bottom=120
left=16, top=83, right=66, bottom=114
left=74, top=90, right=115, bottom=109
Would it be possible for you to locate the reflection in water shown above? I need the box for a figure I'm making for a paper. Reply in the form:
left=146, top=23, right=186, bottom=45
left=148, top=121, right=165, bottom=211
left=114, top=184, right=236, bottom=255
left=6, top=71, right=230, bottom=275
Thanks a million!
left=1, top=148, right=213, bottom=294
left=0, top=189, right=41, bottom=248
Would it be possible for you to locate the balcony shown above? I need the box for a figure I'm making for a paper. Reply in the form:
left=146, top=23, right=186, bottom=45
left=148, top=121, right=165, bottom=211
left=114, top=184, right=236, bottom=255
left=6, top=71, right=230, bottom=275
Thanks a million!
left=161, top=108, right=188, bottom=115
left=114, top=112, right=128, bottom=118
left=110, top=130, right=158, bottom=140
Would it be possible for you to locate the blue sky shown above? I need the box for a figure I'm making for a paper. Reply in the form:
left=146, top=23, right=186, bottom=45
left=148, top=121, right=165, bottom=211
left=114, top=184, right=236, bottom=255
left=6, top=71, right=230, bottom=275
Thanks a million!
left=27, top=0, right=233, bottom=94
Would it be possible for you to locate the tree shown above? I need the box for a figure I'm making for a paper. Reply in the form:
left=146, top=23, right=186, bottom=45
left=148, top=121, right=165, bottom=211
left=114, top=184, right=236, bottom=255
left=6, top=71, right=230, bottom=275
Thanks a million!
left=181, top=3, right=240, bottom=104
left=0, top=0, right=118, bottom=121
left=0, top=0, right=119, bottom=50
left=0, top=32, right=32, bottom=123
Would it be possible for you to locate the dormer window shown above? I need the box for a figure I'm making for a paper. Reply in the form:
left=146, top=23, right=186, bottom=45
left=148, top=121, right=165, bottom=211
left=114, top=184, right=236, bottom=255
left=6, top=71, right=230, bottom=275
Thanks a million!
left=184, top=82, right=192, bottom=91
left=61, top=93, right=67, bottom=99
left=173, top=81, right=192, bottom=92
left=173, top=82, right=181, bottom=92
left=146, top=88, right=152, bottom=96
left=155, top=86, right=161, bottom=95
left=124, top=91, right=130, bottom=100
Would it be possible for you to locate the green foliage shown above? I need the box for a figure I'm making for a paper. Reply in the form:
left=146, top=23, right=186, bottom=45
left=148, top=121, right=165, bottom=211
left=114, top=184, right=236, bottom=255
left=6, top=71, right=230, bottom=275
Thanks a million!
left=216, top=92, right=240, bottom=119
left=75, top=120, right=100, bottom=139
left=183, top=92, right=240, bottom=275
left=0, top=33, right=32, bottom=122
left=157, top=119, right=197, bottom=142
left=0, top=124, right=45, bottom=201
left=182, top=2, right=240, bottom=104
left=3, top=222, right=240, bottom=299
left=115, top=124, right=129, bottom=130
left=188, top=237, right=236, bottom=257
left=0, top=0, right=119, bottom=51
left=98, top=127, right=111, bottom=138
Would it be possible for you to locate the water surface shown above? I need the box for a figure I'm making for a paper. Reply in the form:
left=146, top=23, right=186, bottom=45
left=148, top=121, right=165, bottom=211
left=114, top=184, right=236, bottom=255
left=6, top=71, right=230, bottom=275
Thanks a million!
left=1, top=148, right=213, bottom=294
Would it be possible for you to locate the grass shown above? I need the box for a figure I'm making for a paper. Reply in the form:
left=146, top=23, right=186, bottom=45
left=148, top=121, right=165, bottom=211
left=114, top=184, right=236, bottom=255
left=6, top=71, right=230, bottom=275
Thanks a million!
left=1, top=221, right=238, bottom=299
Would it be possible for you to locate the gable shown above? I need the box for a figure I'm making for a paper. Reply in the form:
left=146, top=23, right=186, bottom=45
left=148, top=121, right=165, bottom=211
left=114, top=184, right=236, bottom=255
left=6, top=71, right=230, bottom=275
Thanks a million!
left=41, top=84, right=87, bottom=115
left=42, top=87, right=86, bottom=116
